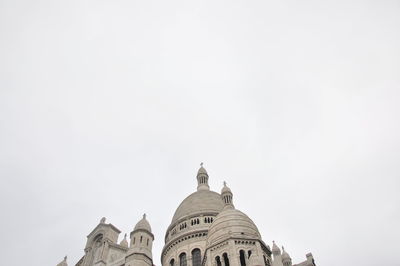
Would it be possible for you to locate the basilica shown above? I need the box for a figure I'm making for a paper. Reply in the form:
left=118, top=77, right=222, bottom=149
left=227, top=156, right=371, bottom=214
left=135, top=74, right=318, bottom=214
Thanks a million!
left=57, top=165, right=316, bottom=266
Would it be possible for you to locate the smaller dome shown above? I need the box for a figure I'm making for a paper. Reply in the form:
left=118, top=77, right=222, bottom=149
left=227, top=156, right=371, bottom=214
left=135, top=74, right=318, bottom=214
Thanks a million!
left=197, top=163, right=208, bottom=175
left=207, top=208, right=261, bottom=246
left=134, top=214, right=152, bottom=233
left=56, top=256, right=68, bottom=266
left=282, top=247, right=291, bottom=261
left=120, top=233, right=128, bottom=248
left=198, top=163, right=208, bottom=175
left=272, top=241, right=281, bottom=255
left=221, top=181, right=231, bottom=194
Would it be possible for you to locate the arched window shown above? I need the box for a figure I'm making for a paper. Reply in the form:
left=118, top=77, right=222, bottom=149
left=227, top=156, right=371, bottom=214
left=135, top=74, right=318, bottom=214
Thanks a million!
left=170, top=258, right=175, bottom=266
left=215, top=256, right=222, bottom=266
left=179, top=253, right=187, bottom=266
left=140, top=236, right=143, bottom=243
left=223, top=253, right=230, bottom=266
left=133, top=237, right=135, bottom=244
left=147, top=239, right=149, bottom=246
left=192, top=248, right=201, bottom=266
left=240, top=250, right=246, bottom=266
left=90, top=234, right=103, bottom=265
left=248, top=250, right=252, bottom=258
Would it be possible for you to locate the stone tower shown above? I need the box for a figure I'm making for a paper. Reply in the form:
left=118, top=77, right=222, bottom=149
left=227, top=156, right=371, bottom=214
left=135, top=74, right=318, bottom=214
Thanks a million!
left=126, top=214, right=154, bottom=266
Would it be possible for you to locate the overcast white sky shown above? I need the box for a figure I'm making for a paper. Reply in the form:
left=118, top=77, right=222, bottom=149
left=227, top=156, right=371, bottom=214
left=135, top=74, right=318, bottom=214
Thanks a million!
left=1, top=0, right=399, bottom=265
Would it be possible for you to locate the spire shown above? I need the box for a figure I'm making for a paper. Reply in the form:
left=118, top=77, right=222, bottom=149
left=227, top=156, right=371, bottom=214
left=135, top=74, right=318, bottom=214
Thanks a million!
left=221, top=181, right=234, bottom=209
left=197, top=162, right=210, bottom=191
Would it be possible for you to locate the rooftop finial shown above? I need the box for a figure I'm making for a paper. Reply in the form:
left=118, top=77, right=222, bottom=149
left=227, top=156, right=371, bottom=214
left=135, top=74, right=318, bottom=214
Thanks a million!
left=124, top=233, right=127, bottom=238
left=200, top=162, right=203, bottom=167
left=143, top=213, right=146, bottom=219
left=100, top=217, right=106, bottom=223
left=64, top=256, right=67, bottom=261
left=223, top=181, right=227, bottom=186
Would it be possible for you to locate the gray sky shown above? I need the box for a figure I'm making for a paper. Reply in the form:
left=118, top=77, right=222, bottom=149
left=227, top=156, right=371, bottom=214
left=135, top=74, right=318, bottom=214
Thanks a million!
left=1, top=0, right=399, bottom=265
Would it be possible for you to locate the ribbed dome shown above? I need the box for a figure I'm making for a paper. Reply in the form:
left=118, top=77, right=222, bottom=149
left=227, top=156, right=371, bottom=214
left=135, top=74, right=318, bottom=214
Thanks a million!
left=207, top=208, right=261, bottom=246
left=171, top=190, right=224, bottom=224
left=134, top=214, right=152, bottom=232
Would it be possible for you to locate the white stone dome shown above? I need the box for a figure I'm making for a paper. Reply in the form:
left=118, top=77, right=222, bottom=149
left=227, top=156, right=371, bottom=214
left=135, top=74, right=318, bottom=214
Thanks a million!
left=207, top=208, right=261, bottom=246
left=171, top=190, right=224, bottom=224
left=134, top=214, right=152, bottom=233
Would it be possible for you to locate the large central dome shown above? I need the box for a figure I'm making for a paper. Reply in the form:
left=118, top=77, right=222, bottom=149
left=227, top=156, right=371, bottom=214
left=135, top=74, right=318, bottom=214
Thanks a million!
left=171, top=190, right=224, bottom=223
left=161, top=165, right=275, bottom=266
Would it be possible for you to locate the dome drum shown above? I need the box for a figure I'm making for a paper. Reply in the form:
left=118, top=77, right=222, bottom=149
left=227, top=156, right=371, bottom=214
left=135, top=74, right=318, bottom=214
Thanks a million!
left=162, top=230, right=208, bottom=261
left=165, top=213, right=218, bottom=243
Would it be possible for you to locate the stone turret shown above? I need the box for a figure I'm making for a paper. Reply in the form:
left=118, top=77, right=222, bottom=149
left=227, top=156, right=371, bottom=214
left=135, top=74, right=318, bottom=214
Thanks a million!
left=197, top=162, right=210, bottom=191
left=282, top=247, right=292, bottom=266
left=221, top=181, right=234, bottom=209
left=272, top=241, right=284, bottom=266
left=126, top=214, right=154, bottom=266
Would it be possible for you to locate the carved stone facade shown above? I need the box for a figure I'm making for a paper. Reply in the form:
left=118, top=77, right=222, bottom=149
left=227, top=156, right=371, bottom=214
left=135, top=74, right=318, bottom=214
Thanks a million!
left=56, top=165, right=316, bottom=266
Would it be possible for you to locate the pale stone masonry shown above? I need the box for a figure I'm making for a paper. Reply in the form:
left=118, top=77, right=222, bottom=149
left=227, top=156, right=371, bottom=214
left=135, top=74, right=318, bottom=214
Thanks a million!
left=56, top=165, right=316, bottom=266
